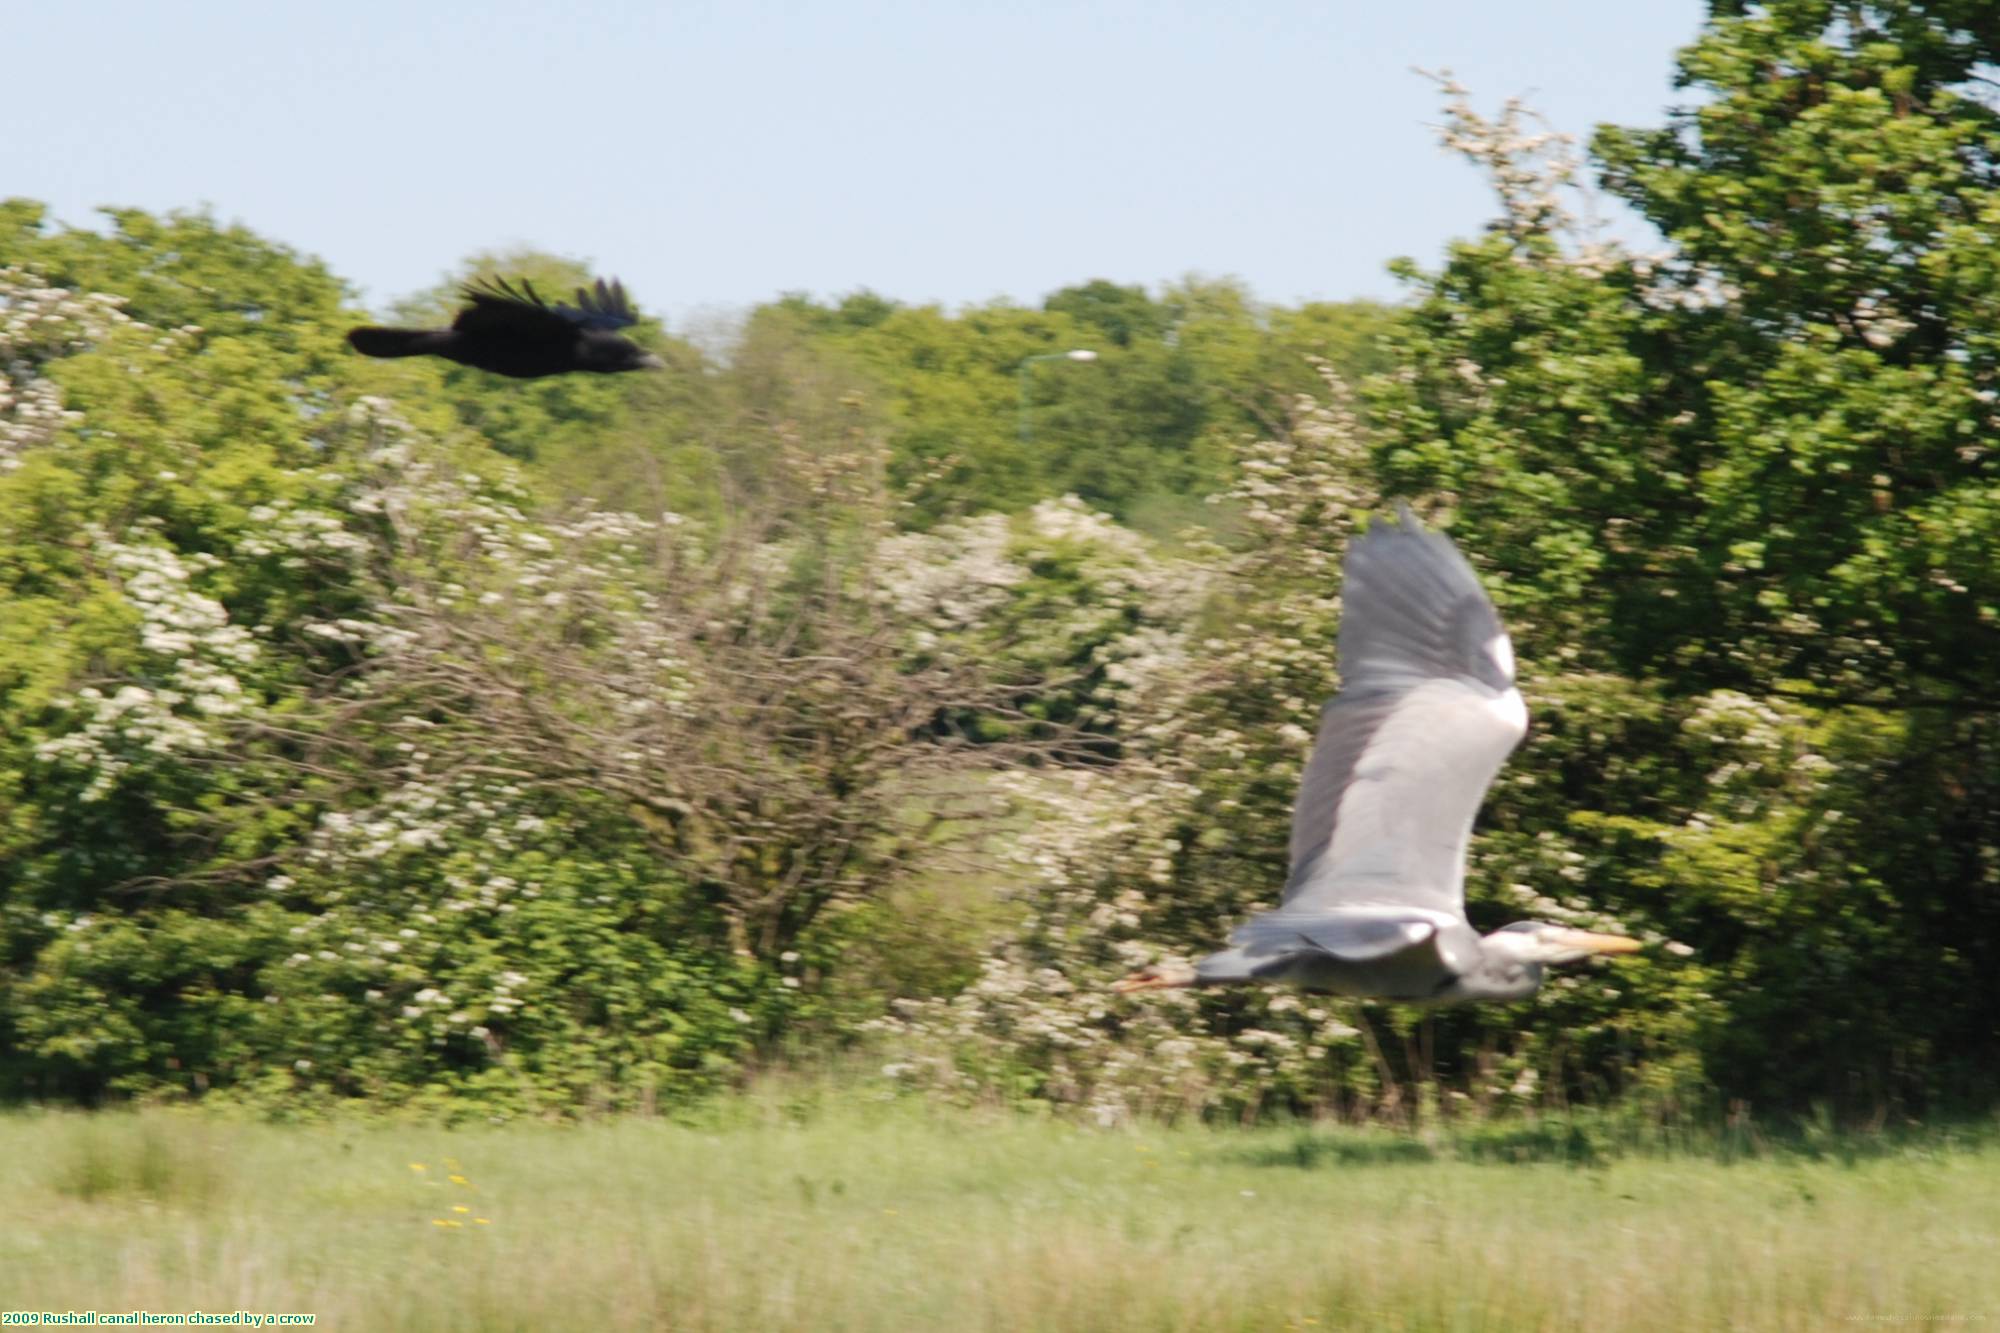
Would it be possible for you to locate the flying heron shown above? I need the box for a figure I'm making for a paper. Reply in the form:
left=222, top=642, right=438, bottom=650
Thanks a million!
left=1115, top=505, right=1640, bottom=1004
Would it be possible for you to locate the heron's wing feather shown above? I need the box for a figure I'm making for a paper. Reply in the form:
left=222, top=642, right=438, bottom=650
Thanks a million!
left=1231, top=908, right=1440, bottom=961
left=1284, top=507, right=1527, bottom=916
left=1208, top=906, right=1482, bottom=983
left=1285, top=688, right=1401, bottom=896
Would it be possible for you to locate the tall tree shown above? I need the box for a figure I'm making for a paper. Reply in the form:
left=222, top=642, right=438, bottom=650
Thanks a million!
left=377, top=248, right=711, bottom=515
left=1370, top=9, right=2000, bottom=1111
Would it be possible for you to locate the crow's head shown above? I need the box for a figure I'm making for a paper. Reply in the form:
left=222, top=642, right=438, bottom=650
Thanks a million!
left=579, top=331, right=667, bottom=374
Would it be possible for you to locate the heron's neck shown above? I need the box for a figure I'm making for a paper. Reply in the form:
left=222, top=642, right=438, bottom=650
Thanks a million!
left=1439, top=957, right=1542, bottom=1003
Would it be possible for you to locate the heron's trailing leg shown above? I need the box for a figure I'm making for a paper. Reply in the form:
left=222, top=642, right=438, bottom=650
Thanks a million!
left=1111, top=961, right=1199, bottom=993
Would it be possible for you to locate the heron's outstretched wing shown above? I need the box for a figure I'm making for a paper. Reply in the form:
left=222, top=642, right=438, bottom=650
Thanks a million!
left=1282, top=505, right=1527, bottom=918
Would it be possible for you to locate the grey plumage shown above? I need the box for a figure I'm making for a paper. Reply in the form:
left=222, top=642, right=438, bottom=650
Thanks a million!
left=1115, top=504, right=1640, bottom=1005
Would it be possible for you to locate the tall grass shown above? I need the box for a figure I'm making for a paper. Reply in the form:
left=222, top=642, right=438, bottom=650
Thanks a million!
left=2, top=1098, right=1995, bottom=1331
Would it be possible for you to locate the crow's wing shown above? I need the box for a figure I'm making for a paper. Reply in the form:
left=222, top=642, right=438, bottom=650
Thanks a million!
left=552, top=278, right=640, bottom=331
left=454, top=277, right=583, bottom=339
left=1282, top=505, right=1527, bottom=920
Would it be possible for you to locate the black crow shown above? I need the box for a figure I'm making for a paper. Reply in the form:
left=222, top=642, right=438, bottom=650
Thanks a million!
left=347, top=276, right=666, bottom=378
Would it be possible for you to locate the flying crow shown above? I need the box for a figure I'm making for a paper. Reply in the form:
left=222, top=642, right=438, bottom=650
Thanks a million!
left=347, top=276, right=666, bottom=378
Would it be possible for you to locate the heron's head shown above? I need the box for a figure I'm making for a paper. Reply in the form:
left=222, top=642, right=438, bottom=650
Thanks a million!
left=1485, top=921, right=1643, bottom=966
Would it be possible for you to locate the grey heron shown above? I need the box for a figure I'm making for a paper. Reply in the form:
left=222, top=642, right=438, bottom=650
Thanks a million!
left=1114, top=505, right=1639, bottom=1004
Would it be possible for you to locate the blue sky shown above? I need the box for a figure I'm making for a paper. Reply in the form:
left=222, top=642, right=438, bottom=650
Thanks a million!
left=9, top=1, right=1705, bottom=325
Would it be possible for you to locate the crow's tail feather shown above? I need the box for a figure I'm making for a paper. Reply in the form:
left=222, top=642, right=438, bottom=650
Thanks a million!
left=347, top=327, right=451, bottom=359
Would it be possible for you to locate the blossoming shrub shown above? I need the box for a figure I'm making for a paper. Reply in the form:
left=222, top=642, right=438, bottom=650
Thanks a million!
left=868, top=386, right=1712, bottom=1124
left=0, top=229, right=1017, bottom=1110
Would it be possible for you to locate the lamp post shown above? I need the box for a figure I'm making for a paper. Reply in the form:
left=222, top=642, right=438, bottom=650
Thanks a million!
left=1016, top=348, right=1099, bottom=443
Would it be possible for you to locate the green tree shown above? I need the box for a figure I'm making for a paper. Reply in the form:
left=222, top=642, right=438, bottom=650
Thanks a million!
left=371, top=247, right=713, bottom=514
left=1371, top=12, right=2000, bottom=1112
left=760, top=280, right=1401, bottom=529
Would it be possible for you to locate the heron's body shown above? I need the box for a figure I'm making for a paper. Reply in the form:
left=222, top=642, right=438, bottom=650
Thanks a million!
left=1192, top=910, right=1540, bottom=1003
left=1116, top=506, right=1639, bottom=1005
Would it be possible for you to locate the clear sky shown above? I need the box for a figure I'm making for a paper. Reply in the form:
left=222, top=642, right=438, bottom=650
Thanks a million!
left=8, top=0, right=1706, bottom=325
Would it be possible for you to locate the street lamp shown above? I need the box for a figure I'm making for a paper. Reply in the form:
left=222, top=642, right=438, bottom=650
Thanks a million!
left=1017, top=348, right=1099, bottom=443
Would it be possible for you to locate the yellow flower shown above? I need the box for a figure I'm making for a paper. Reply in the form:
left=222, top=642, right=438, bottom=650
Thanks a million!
left=449, top=1174, right=470, bottom=1185
left=452, top=1205, right=470, bottom=1214
left=430, top=1219, right=450, bottom=1228
left=409, top=1163, right=427, bottom=1172
left=475, top=1218, right=492, bottom=1225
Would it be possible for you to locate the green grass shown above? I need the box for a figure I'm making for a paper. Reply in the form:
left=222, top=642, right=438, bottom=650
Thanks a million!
left=2, top=1098, right=1997, bottom=1331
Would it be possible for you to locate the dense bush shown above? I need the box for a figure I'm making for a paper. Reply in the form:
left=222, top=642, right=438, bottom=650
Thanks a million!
left=3, top=1, right=1997, bottom=1122
left=0, top=231, right=1062, bottom=1110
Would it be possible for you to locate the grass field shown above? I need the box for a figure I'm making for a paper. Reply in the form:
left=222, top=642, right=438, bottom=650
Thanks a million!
left=2, top=1097, right=1996, bottom=1332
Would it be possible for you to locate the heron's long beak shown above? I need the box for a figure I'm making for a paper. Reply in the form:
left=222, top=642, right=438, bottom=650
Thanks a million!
left=1551, top=929, right=1643, bottom=955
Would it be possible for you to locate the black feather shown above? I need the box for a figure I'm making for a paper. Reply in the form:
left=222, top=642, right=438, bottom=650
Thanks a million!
left=347, top=274, right=661, bottom=379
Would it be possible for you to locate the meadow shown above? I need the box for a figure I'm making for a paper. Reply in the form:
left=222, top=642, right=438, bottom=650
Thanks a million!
left=2, top=1098, right=1995, bottom=1332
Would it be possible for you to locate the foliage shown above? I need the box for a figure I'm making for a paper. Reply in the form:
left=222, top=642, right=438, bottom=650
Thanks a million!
left=872, top=15, right=2000, bottom=1123
left=363, top=246, right=715, bottom=514
left=1367, top=10, right=2000, bottom=1113
left=0, top=226, right=1059, bottom=1111
left=756, top=281, right=1399, bottom=530
left=871, top=381, right=1711, bottom=1123
left=4, top=0, right=1999, bottom=1125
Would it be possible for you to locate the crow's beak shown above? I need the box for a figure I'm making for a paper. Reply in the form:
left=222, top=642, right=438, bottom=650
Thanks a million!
left=638, top=353, right=667, bottom=370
